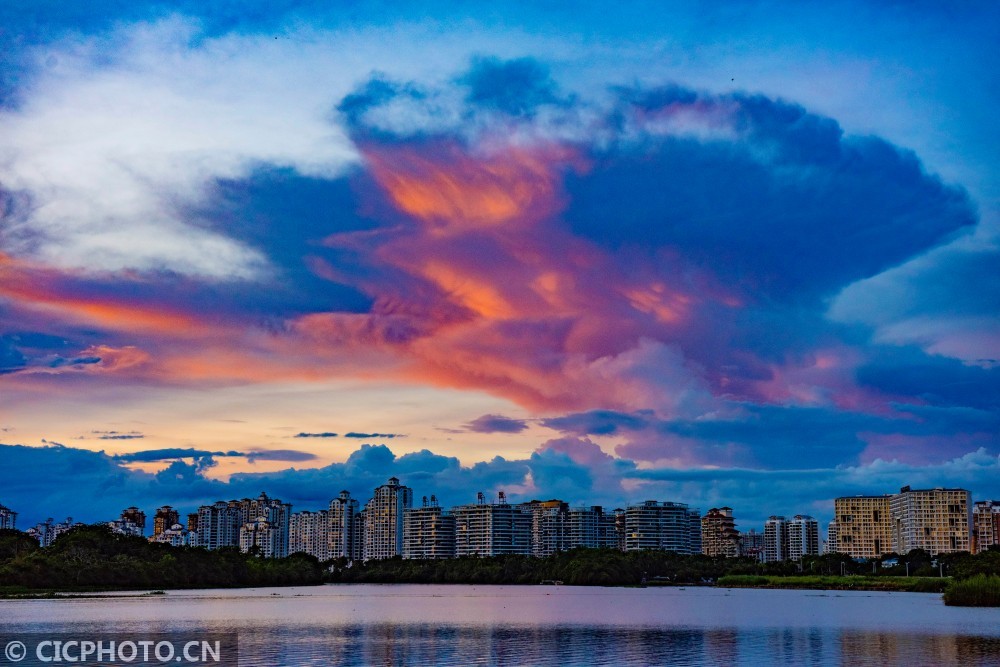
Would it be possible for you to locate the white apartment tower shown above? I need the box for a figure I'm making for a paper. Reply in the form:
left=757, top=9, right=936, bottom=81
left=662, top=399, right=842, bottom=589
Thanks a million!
left=0, top=503, right=16, bottom=530
left=289, top=509, right=331, bottom=560
left=566, top=506, right=619, bottom=550
left=973, top=500, right=1000, bottom=553
left=787, top=515, right=820, bottom=560
left=453, top=492, right=532, bottom=557
left=329, top=490, right=359, bottom=560
left=518, top=499, right=568, bottom=557
left=363, top=477, right=413, bottom=560
left=403, top=496, right=456, bottom=559
left=623, top=501, right=701, bottom=554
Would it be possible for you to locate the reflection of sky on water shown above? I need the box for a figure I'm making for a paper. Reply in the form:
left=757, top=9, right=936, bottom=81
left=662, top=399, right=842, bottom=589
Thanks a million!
left=3, top=586, right=1000, bottom=666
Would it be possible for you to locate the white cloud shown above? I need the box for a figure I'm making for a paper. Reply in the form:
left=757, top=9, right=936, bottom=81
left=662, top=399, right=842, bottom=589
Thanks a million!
left=0, top=18, right=558, bottom=279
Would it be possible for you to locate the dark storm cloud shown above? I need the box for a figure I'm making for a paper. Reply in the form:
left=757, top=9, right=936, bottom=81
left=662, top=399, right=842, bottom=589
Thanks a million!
left=464, top=414, right=530, bottom=434
left=458, top=56, right=562, bottom=116
left=856, top=347, right=1000, bottom=410
left=565, top=88, right=977, bottom=303
left=245, top=449, right=318, bottom=463
left=112, top=448, right=241, bottom=462
left=540, top=410, right=652, bottom=436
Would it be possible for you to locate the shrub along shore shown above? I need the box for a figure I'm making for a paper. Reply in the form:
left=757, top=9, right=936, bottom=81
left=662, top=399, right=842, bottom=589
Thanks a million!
left=2, top=527, right=998, bottom=605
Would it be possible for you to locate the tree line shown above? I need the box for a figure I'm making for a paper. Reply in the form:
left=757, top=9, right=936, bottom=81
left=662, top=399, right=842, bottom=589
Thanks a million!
left=2, top=526, right=998, bottom=592
left=0, top=526, right=324, bottom=592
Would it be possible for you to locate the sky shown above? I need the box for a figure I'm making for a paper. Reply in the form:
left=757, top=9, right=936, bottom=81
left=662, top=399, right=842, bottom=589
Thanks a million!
left=1, top=1, right=998, bottom=532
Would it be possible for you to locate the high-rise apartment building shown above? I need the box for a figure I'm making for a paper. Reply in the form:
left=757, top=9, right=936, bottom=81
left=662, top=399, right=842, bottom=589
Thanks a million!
left=566, top=506, right=619, bottom=550
left=763, top=516, right=788, bottom=562
left=241, top=493, right=291, bottom=558
left=0, top=503, right=16, bottom=530
left=825, top=522, right=838, bottom=554
left=352, top=511, right=365, bottom=561
left=623, top=501, right=701, bottom=554
left=519, top=499, right=568, bottom=557
left=829, top=495, right=892, bottom=558
left=240, top=516, right=286, bottom=558
left=973, top=500, right=1000, bottom=553
left=453, top=492, right=532, bottom=557
left=403, top=496, right=456, bottom=559
left=363, top=477, right=413, bottom=560
left=153, top=506, right=180, bottom=538
left=787, top=515, right=820, bottom=560
left=289, top=509, right=331, bottom=560
left=329, top=490, right=359, bottom=560
left=890, top=486, right=970, bottom=555
left=701, top=507, right=740, bottom=557
left=763, top=515, right=819, bottom=561
left=196, top=493, right=291, bottom=556
left=196, top=500, right=243, bottom=549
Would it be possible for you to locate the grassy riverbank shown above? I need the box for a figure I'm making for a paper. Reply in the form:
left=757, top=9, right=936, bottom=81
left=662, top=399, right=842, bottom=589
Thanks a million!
left=943, top=574, right=1000, bottom=607
left=717, top=574, right=948, bottom=593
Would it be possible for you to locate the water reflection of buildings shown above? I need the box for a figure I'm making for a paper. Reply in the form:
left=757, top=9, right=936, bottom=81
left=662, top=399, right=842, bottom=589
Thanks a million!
left=839, top=631, right=1000, bottom=665
left=231, top=623, right=1000, bottom=666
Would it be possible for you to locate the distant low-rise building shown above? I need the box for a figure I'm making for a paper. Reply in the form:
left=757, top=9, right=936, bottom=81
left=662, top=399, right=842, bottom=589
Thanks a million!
left=739, top=528, right=765, bottom=561
left=108, top=507, right=146, bottom=537
left=150, top=523, right=191, bottom=547
left=26, top=517, right=81, bottom=547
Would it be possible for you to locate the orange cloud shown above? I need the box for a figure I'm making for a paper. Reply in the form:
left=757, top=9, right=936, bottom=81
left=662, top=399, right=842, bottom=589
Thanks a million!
left=365, top=142, right=575, bottom=235
left=0, top=254, right=202, bottom=336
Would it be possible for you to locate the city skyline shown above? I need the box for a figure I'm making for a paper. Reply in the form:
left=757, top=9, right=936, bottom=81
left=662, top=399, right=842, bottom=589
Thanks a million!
left=2, top=2, right=998, bottom=531
left=6, top=475, right=995, bottom=558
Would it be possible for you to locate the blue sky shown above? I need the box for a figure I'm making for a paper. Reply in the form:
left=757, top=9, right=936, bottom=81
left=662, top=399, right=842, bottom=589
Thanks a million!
left=1, top=1, right=998, bottom=532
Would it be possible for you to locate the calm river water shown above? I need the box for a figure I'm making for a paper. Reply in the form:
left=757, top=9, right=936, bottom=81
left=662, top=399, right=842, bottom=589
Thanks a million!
left=2, top=584, right=999, bottom=666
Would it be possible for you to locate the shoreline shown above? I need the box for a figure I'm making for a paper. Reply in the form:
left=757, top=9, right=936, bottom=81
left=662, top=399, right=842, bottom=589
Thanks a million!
left=1, top=577, right=950, bottom=599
